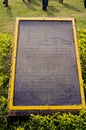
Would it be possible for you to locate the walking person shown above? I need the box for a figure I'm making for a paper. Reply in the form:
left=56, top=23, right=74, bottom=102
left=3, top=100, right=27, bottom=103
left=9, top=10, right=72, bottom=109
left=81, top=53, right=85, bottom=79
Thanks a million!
left=3, top=0, right=8, bottom=7
left=42, top=0, right=48, bottom=11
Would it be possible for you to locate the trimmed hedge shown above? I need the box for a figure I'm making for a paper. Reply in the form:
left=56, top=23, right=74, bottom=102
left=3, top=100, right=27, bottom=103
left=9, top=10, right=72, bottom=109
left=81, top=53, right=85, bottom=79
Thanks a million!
left=78, top=30, right=86, bottom=83
left=0, top=33, right=12, bottom=96
left=78, top=30, right=86, bottom=94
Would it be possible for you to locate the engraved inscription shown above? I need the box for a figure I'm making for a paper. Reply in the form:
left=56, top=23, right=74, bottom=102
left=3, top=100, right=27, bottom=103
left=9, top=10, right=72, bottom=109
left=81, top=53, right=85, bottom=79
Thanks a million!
left=14, top=21, right=81, bottom=106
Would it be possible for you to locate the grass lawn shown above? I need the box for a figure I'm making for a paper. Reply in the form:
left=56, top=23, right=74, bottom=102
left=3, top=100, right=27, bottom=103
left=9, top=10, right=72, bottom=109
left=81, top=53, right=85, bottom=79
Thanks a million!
left=0, top=0, right=86, bottom=35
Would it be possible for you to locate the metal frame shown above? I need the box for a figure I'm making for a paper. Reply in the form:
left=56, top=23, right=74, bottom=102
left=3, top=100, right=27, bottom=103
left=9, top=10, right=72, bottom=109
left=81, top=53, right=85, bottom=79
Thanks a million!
left=8, top=17, right=85, bottom=111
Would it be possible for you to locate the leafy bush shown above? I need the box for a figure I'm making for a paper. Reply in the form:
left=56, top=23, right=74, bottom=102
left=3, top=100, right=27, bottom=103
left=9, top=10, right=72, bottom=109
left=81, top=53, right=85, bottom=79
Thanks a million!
left=78, top=30, right=86, bottom=93
left=0, top=30, right=86, bottom=130
left=0, top=96, right=8, bottom=129
left=0, top=33, right=12, bottom=130
left=0, top=33, right=12, bottom=96
left=6, top=110, right=86, bottom=130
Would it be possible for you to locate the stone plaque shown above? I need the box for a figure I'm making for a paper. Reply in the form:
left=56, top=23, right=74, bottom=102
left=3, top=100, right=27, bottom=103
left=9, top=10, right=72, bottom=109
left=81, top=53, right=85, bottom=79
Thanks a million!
left=9, top=18, right=85, bottom=112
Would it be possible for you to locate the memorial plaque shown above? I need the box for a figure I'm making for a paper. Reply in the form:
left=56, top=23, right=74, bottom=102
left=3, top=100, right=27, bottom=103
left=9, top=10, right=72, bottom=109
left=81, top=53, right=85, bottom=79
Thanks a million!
left=9, top=18, right=85, bottom=112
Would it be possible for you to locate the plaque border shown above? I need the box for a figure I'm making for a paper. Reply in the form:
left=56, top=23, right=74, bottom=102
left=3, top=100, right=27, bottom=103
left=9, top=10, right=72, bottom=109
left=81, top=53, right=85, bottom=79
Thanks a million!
left=8, top=17, right=85, bottom=111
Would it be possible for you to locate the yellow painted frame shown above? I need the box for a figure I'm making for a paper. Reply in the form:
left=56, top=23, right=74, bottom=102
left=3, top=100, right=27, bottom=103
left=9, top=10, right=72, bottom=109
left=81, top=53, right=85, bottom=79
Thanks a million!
left=9, top=17, right=85, bottom=111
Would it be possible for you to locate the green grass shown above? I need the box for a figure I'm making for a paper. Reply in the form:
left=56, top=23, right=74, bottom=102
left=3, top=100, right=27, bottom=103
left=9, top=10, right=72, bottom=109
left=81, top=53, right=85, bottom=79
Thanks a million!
left=0, top=0, right=86, bottom=35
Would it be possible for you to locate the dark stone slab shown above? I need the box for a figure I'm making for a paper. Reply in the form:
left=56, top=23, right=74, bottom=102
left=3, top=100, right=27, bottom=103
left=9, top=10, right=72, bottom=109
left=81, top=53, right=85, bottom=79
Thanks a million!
left=14, top=20, right=81, bottom=106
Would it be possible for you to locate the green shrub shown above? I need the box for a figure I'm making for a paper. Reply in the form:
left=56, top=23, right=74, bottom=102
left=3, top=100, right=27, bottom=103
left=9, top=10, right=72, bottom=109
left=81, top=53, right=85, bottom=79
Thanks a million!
left=0, top=96, right=8, bottom=130
left=78, top=30, right=86, bottom=83
left=6, top=111, right=86, bottom=130
left=0, top=33, right=12, bottom=96
left=78, top=30, right=86, bottom=93
left=0, top=33, right=12, bottom=130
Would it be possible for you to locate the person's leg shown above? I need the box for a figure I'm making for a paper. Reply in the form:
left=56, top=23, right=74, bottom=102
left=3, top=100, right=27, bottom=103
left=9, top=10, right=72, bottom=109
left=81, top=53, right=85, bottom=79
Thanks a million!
left=59, top=0, right=63, bottom=3
left=28, top=0, right=31, bottom=2
left=42, top=0, right=46, bottom=10
left=4, top=0, right=8, bottom=6
left=46, top=0, right=48, bottom=7
left=3, top=0, right=5, bottom=4
left=84, top=0, right=86, bottom=8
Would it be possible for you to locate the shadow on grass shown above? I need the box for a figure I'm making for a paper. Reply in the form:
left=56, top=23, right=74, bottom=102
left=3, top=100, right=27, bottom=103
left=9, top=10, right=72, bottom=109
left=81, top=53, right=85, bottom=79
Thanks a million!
left=22, top=1, right=31, bottom=8
left=23, top=0, right=40, bottom=6
left=63, top=3, right=81, bottom=12
left=6, top=6, right=13, bottom=17
left=49, top=5, right=59, bottom=12
left=22, top=0, right=39, bottom=10
left=30, top=0, right=40, bottom=6
left=46, top=6, right=59, bottom=16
